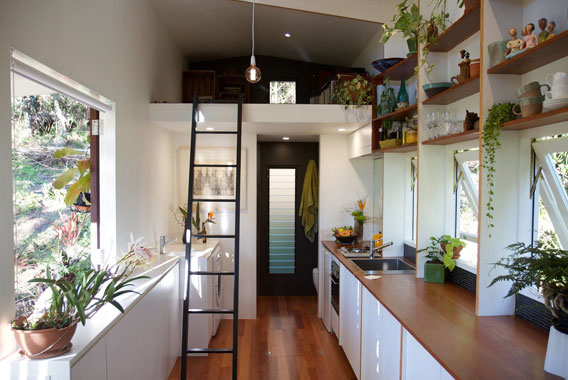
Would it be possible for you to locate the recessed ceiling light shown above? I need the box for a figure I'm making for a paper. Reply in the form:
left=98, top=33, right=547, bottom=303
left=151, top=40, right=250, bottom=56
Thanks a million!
left=206, top=127, right=214, bottom=131
left=337, top=128, right=346, bottom=132
left=284, top=33, right=291, bottom=38
left=282, top=136, right=290, bottom=140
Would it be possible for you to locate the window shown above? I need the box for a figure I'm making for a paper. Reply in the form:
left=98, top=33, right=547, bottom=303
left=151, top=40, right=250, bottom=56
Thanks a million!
left=531, top=136, right=568, bottom=249
left=269, top=81, right=296, bottom=104
left=404, top=157, right=417, bottom=242
left=454, top=150, right=479, bottom=267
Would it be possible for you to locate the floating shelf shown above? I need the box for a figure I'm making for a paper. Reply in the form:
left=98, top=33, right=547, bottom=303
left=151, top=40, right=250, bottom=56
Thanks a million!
left=422, top=129, right=479, bottom=145
left=422, top=76, right=480, bottom=105
left=373, top=142, right=417, bottom=155
left=373, top=54, right=418, bottom=84
left=487, top=30, right=568, bottom=75
left=428, top=5, right=481, bottom=53
left=501, top=106, right=568, bottom=130
left=374, top=104, right=417, bottom=122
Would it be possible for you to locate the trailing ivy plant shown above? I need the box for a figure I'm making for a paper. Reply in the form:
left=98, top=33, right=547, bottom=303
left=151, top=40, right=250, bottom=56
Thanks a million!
left=481, top=102, right=516, bottom=234
left=333, top=75, right=372, bottom=108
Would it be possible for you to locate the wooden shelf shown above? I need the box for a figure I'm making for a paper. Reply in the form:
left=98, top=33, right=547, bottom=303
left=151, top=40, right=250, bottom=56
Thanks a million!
left=373, top=104, right=417, bottom=122
left=422, top=75, right=480, bottom=105
left=373, top=54, right=418, bottom=84
left=428, top=5, right=481, bottom=53
left=487, top=30, right=568, bottom=75
left=373, top=142, right=417, bottom=155
left=501, top=106, right=568, bottom=130
left=422, top=129, right=479, bottom=145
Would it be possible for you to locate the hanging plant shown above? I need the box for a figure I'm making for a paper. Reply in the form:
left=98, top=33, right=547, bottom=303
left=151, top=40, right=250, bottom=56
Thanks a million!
left=481, top=102, right=516, bottom=234
left=333, top=75, right=372, bottom=108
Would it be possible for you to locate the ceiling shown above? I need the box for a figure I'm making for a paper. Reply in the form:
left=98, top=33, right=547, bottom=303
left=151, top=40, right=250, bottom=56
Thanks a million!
left=151, top=0, right=381, bottom=66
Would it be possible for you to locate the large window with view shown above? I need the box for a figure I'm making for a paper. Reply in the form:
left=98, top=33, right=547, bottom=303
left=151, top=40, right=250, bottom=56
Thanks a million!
left=454, top=150, right=479, bottom=268
left=11, top=72, right=97, bottom=318
left=531, top=136, right=568, bottom=250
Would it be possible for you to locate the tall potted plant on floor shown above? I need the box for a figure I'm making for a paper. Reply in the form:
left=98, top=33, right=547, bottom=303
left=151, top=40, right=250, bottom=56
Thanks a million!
left=489, top=242, right=568, bottom=378
left=418, top=235, right=466, bottom=283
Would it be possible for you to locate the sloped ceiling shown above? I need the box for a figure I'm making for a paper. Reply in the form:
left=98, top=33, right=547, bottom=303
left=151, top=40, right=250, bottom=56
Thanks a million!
left=151, top=0, right=383, bottom=66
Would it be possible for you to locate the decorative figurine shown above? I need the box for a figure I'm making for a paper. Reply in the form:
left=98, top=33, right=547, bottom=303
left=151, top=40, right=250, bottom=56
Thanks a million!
left=523, top=23, right=538, bottom=49
left=538, top=18, right=549, bottom=43
left=451, top=50, right=471, bottom=84
left=506, top=28, right=524, bottom=59
left=546, top=21, right=556, bottom=40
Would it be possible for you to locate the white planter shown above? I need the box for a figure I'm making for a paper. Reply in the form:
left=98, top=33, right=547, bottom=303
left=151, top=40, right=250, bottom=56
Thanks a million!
left=544, top=326, right=568, bottom=379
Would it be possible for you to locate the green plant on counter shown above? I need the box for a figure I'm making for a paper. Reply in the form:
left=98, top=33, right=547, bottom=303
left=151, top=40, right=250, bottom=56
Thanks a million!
left=333, top=75, right=372, bottom=108
left=489, top=242, right=568, bottom=331
left=417, top=235, right=466, bottom=271
left=380, top=0, right=461, bottom=73
left=481, top=102, right=516, bottom=235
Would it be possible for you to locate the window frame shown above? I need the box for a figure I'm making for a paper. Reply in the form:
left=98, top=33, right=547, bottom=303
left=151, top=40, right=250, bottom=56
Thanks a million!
left=269, top=81, right=297, bottom=104
left=454, top=150, right=479, bottom=242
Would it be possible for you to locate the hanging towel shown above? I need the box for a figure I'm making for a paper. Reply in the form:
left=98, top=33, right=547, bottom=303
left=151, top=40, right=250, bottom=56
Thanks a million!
left=299, top=159, right=319, bottom=243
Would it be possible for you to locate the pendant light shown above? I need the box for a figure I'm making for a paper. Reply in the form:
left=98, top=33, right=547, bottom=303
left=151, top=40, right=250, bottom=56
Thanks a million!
left=245, top=0, right=261, bottom=83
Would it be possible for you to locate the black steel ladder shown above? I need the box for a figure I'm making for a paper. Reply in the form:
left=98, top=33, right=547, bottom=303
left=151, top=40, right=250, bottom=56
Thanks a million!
left=180, top=94, right=242, bottom=380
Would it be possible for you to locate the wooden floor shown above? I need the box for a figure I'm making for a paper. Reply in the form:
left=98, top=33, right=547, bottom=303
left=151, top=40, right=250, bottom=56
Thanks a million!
left=168, top=296, right=355, bottom=380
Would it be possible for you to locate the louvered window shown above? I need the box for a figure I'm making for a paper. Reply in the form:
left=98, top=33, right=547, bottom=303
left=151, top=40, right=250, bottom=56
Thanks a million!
left=268, top=168, right=296, bottom=274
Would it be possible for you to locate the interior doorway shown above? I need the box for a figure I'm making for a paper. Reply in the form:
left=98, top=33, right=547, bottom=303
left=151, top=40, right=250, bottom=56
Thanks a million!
left=257, top=142, right=319, bottom=296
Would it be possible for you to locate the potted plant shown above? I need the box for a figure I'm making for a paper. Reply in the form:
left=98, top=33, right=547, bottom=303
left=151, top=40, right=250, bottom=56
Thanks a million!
left=11, top=236, right=151, bottom=358
left=481, top=102, right=516, bottom=235
left=440, top=234, right=467, bottom=259
left=417, top=235, right=465, bottom=283
left=52, top=147, right=91, bottom=212
left=333, top=74, right=372, bottom=108
left=489, top=242, right=568, bottom=377
left=190, top=202, right=215, bottom=243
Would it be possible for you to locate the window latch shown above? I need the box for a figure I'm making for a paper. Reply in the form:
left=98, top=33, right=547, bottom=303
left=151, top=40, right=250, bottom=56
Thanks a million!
left=530, top=166, right=543, bottom=199
left=91, top=120, right=103, bottom=136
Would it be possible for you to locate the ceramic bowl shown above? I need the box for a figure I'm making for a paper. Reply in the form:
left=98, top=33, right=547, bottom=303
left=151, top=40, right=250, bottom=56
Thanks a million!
left=422, top=82, right=453, bottom=98
left=371, top=58, right=405, bottom=73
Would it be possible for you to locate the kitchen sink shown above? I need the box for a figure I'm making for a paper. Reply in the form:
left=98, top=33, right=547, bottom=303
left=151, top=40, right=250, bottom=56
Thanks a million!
left=350, top=258, right=415, bottom=274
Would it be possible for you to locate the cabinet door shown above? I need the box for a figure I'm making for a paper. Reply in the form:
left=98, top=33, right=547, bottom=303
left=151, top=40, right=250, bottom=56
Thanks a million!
left=403, top=329, right=442, bottom=380
left=361, top=288, right=401, bottom=380
left=339, top=263, right=361, bottom=379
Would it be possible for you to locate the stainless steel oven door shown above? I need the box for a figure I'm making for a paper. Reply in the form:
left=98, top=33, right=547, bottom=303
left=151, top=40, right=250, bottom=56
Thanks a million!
left=331, top=261, right=339, bottom=313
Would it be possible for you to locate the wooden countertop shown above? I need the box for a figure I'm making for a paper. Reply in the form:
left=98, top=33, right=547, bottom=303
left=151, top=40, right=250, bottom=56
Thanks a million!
left=322, top=241, right=560, bottom=380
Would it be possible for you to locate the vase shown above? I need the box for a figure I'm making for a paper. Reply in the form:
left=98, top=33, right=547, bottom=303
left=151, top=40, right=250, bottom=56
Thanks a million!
left=397, top=77, right=409, bottom=105
left=13, top=322, right=77, bottom=359
left=544, top=324, right=568, bottom=378
left=354, top=220, right=363, bottom=244
left=406, top=38, right=417, bottom=56
left=424, top=261, right=445, bottom=283
left=200, top=228, right=207, bottom=243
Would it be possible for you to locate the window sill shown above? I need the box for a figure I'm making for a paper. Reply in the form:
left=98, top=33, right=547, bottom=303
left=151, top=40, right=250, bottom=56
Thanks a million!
left=455, top=258, right=477, bottom=274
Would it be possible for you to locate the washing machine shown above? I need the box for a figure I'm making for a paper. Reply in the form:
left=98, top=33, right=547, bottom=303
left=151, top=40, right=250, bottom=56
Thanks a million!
left=211, top=248, right=222, bottom=337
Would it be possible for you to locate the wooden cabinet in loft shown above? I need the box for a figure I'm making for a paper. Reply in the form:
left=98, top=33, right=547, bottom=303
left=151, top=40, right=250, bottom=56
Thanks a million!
left=182, top=70, right=216, bottom=102
left=216, top=74, right=250, bottom=103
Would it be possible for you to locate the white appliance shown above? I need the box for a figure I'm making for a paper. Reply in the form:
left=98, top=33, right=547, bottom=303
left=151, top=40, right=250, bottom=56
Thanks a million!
left=211, top=248, right=222, bottom=337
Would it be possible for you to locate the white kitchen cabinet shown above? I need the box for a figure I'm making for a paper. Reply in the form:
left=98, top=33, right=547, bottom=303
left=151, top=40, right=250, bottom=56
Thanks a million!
left=402, top=329, right=454, bottom=380
left=361, top=287, right=401, bottom=380
left=348, top=124, right=372, bottom=158
left=339, top=262, right=362, bottom=379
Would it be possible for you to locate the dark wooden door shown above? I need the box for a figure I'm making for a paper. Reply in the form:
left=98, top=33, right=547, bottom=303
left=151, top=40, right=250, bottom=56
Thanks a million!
left=257, top=142, right=319, bottom=296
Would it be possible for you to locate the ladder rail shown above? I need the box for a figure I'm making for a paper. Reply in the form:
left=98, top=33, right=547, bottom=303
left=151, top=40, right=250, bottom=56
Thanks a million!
left=180, top=94, right=242, bottom=380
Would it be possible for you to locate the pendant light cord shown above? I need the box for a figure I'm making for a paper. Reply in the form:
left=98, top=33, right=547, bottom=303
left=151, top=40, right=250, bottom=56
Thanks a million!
left=251, top=0, right=255, bottom=57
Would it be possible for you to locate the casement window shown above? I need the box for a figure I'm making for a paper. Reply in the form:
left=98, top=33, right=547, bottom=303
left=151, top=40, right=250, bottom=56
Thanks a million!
left=269, top=81, right=296, bottom=104
left=454, top=150, right=479, bottom=267
left=531, top=136, right=568, bottom=249
left=404, top=157, right=418, bottom=243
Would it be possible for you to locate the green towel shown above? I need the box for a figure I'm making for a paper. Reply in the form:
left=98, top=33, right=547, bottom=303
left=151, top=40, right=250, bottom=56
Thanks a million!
left=299, top=159, right=318, bottom=243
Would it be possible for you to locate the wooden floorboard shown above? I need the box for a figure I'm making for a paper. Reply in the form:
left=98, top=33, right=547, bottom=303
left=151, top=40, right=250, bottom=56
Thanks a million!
left=168, top=296, right=355, bottom=380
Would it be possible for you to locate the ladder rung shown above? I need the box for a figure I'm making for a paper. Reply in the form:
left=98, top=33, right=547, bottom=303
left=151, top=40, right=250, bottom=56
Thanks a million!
left=193, top=164, right=237, bottom=168
left=187, top=348, right=233, bottom=354
left=192, top=234, right=235, bottom=238
left=188, top=308, right=234, bottom=314
left=195, top=131, right=238, bottom=135
left=192, top=198, right=236, bottom=203
left=189, top=271, right=235, bottom=276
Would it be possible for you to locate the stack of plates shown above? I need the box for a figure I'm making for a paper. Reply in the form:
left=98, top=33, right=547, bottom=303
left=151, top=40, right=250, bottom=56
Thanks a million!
left=543, top=98, right=568, bottom=112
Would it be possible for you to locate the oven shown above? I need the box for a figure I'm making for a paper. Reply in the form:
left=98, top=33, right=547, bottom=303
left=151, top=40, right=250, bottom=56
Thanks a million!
left=331, top=260, right=339, bottom=314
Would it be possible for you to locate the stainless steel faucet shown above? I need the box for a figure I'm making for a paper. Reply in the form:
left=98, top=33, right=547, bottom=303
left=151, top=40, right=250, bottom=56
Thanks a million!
left=370, top=241, right=393, bottom=259
left=159, top=235, right=178, bottom=254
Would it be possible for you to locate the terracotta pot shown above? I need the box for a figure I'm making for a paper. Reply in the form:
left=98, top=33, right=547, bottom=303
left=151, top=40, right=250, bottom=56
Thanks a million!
left=469, top=59, right=480, bottom=78
left=441, top=243, right=463, bottom=259
left=13, top=323, right=77, bottom=359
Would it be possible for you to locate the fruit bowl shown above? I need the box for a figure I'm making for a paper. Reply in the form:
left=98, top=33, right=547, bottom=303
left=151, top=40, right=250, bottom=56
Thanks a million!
left=333, top=227, right=357, bottom=244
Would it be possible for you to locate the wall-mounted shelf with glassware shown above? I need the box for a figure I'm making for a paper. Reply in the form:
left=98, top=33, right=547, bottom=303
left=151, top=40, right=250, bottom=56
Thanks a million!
left=501, top=106, right=568, bottom=131
left=427, top=4, right=481, bottom=53
left=422, top=129, right=479, bottom=145
left=373, top=142, right=417, bottom=155
left=373, top=104, right=417, bottom=122
left=422, top=75, right=480, bottom=105
left=487, top=30, right=568, bottom=75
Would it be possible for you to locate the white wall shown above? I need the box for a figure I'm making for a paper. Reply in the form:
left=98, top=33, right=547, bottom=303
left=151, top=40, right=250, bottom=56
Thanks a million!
left=0, top=0, right=184, bottom=358
left=351, top=30, right=384, bottom=76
